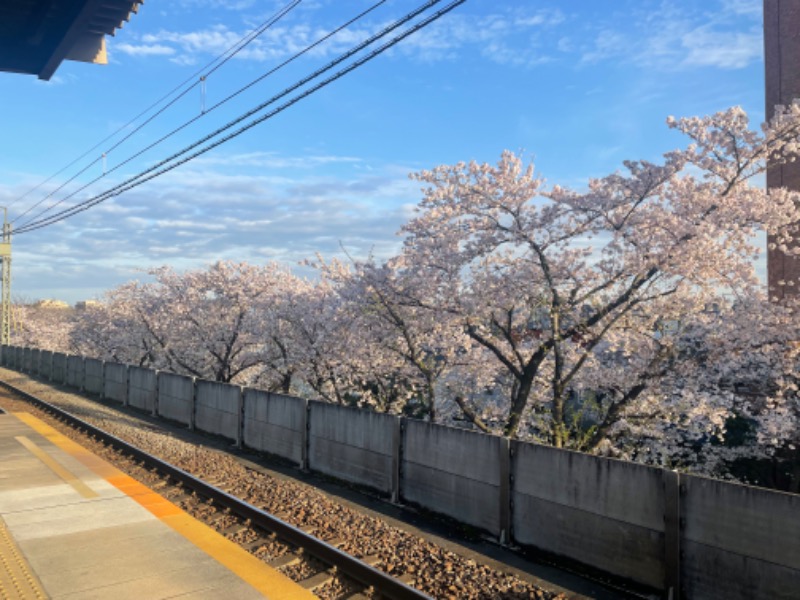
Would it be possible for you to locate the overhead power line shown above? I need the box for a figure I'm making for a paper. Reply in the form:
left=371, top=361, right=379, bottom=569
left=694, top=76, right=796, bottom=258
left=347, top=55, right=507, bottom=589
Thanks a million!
left=9, top=0, right=305, bottom=222
left=16, top=0, right=457, bottom=234
left=16, top=0, right=391, bottom=230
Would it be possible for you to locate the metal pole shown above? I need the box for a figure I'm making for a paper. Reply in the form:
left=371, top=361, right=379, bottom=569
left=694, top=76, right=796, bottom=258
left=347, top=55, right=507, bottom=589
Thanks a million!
left=0, top=207, right=11, bottom=345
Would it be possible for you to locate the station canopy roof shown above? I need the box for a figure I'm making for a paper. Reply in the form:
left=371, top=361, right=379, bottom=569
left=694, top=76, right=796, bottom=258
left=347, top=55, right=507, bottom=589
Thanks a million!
left=0, top=0, right=143, bottom=80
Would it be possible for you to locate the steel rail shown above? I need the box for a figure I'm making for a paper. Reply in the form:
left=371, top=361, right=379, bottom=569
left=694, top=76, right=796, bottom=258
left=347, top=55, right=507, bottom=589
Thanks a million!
left=0, top=378, right=432, bottom=600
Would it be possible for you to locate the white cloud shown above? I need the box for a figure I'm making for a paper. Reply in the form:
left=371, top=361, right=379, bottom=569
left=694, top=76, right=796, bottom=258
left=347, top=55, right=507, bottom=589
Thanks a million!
left=681, top=27, right=762, bottom=69
left=114, top=43, right=176, bottom=57
left=5, top=152, right=418, bottom=302
left=580, top=29, right=627, bottom=64
left=122, top=5, right=569, bottom=69
left=719, top=0, right=761, bottom=17
left=577, top=1, right=762, bottom=71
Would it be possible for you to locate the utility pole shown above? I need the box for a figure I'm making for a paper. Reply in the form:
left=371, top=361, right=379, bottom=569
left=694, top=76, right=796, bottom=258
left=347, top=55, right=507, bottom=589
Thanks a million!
left=0, top=208, right=11, bottom=345
left=764, top=0, right=800, bottom=299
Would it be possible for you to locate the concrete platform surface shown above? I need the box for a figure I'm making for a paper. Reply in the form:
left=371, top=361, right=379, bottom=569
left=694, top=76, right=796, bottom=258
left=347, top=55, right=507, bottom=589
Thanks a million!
left=0, top=412, right=316, bottom=599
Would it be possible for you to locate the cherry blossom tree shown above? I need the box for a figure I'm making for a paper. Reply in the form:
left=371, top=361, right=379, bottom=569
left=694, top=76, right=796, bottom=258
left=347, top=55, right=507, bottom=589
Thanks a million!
left=74, top=262, right=287, bottom=384
left=396, top=105, right=800, bottom=451
left=319, top=256, right=476, bottom=419
left=71, top=284, right=160, bottom=366
left=12, top=300, right=75, bottom=353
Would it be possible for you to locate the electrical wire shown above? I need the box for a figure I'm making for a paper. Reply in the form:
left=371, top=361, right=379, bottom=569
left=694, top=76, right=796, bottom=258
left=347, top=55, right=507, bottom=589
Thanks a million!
left=15, top=0, right=431, bottom=231
left=16, top=0, right=466, bottom=235
left=16, top=0, right=390, bottom=229
left=9, top=0, right=304, bottom=222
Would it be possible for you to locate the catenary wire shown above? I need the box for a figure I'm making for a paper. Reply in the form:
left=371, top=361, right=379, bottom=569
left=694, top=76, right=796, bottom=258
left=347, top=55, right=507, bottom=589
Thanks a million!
left=16, top=0, right=466, bottom=235
left=15, top=0, right=430, bottom=230
left=15, top=0, right=391, bottom=229
left=9, top=0, right=304, bottom=222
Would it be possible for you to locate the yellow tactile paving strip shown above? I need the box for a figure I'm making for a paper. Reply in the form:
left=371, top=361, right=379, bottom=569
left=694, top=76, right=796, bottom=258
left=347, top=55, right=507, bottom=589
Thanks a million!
left=0, top=517, right=48, bottom=600
left=12, top=412, right=316, bottom=600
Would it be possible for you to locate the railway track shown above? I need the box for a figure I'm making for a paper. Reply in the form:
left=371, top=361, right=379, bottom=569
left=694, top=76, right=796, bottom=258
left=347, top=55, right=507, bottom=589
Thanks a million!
left=0, top=378, right=431, bottom=600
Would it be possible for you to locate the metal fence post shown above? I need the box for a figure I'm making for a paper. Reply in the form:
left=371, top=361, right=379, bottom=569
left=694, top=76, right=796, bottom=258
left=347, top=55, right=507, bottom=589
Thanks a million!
left=300, top=398, right=310, bottom=471
left=236, top=386, right=244, bottom=449
left=189, top=377, right=197, bottom=431
left=663, top=469, right=681, bottom=599
left=391, top=417, right=403, bottom=504
left=498, top=436, right=511, bottom=544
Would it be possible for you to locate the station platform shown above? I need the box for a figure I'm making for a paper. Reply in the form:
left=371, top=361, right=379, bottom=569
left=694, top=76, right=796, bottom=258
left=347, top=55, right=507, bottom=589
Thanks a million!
left=0, top=411, right=316, bottom=599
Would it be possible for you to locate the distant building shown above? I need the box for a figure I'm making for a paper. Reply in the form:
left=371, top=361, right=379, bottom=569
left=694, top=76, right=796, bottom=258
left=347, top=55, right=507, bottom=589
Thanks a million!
left=33, top=299, right=70, bottom=310
left=75, top=300, right=101, bottom=311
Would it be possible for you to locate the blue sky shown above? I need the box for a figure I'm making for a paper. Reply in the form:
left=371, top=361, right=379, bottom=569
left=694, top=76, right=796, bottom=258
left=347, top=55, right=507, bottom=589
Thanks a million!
left=0, top=0, right=765, bottom=303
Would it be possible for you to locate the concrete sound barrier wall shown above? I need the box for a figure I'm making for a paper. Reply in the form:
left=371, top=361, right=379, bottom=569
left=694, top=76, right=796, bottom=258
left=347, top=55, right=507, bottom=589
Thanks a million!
left=195, top=380, right=241, bottom=443
left=128, top=366, right=157, bottom=414
left=401, top=421, right=507, bottom=537
left=681, top=474, right=800, bottom=600
left=65, top=355, right=84, bottom=390
left=157, top=372, right=194, bottom=427
left=103, top=362, right=128, bottom=404
left=22, top=348, right=33, bottom=373
left=2, top=345, right=16, bottom=368
left=308, top=402, right=399, bottom=497
left=13, top=346, right=22, bottom=370
left=83, top=359, right=104, bottom=396
left=511, top=442, right=666, bottom=589
left=242, top=390, right=306, bottom=466
left=30, top=349, right=41, bottom=375
left=39, top=350, right=53, bottom=379
left=32, top=349, right=41, bottom=373
left=51, top=352, right=67, bottom=383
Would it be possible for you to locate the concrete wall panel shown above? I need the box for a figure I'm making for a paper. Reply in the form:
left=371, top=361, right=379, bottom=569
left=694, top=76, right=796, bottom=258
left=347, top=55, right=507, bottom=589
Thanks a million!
left=65, top=355, right=84, bottom=390
left=13, top=346, right=22, bottom=370
left=128, top=366, right=157, bottom=413
left=51, top=352, right=66, bottom=383
left=195, top=380, right=241, bottom=442
left=402, top=421, right=502, bottom=535
left=308, top=402, right=396, bottom=495
left=243, top=389, right=306, bottom=465
left=513, top=494, right=664, bottom=587
left=511, top=442, right=666, bottom=588
left=682, top=540, right=800, bottom=600
left=39, top=350, right=53, bottom=379
left=103, top=362, right=128, bottom=404
left=83, top=358, right=104, bottom=396
left=4, top=345, right=15, bottom=368
left=512, top=442, right=665, bottom=530
left=22, top=348, right=33, bottom=373
left=682, top=474, right=800, bottom=597
left=157, top=372, right=194, bottom=426
left=30, top=349, right=41, bottom=375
